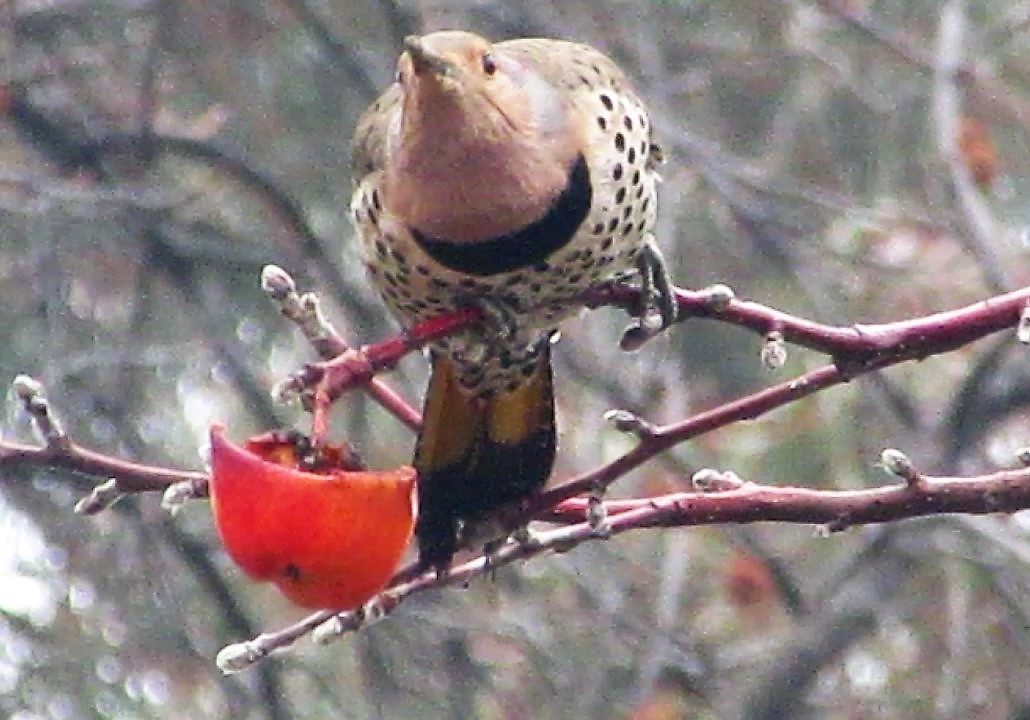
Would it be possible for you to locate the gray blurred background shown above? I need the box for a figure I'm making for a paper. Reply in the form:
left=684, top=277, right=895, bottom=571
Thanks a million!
left=2, top=1, right=1030, bottom=718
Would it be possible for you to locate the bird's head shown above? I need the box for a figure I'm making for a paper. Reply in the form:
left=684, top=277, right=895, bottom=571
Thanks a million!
left=387, top=31, right=580, bottom=241
left=395, top=31, right=565, bottom=144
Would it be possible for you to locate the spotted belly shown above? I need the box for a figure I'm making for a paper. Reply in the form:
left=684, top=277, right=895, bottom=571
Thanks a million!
left=351, top=144, right=657, bottom=396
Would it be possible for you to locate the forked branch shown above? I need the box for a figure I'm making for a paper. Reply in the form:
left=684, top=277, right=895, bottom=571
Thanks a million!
left=3, top=276, right=1029, bottom=671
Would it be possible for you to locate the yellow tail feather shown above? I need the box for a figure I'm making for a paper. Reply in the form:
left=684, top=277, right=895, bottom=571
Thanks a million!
left=414, top=347, right=556, bottom=569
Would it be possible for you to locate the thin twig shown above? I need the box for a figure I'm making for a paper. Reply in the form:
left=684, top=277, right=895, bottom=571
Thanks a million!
left=2, top=376, right=207, bottom=499
left=261, top=265, right=422, bottom=431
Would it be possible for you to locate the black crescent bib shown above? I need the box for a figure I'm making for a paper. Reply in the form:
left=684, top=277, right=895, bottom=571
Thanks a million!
left=409, top=153, right=591, bottom=277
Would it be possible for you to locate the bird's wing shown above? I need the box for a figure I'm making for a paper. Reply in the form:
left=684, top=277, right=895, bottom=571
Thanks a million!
left=496, top=38, right=638, bottom=98
left=350, top=83, right=402, bottom=180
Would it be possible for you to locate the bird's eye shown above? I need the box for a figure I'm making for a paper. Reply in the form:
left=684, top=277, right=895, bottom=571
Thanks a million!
left=482, top=53, right=497, bottom=76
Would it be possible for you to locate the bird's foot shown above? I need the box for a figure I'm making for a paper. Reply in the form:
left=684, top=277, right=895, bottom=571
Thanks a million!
left=512, top=525, right=542, bottom=551
left=469, top=296, right=521, bottom=342
left=621, top=234, right=678, bottom=351
left=587, top=485, right=611, bottom=539
left=482, top=537, right=506, bottom=579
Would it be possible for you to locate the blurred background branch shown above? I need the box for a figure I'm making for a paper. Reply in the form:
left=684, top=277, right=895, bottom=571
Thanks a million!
left=1, top=1, right=1030, bottom=719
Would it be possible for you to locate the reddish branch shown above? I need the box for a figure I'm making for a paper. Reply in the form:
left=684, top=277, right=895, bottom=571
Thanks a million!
left=218, top=461, right=1030, bottom=663
left=547, top=465, right=1030, bottom=529
left=5, top=281, right=1030, bottom=670
left=3, top=283, right=1028, bottom=500
left=0, top=439, right=207, bottom=492
left=308, top=283, right=1030, bottom=405
left=261, top=264, right=423, bottom=432
left=1, top=376, right=205, bottom=502
left=278, top=304, right=478, bottom=443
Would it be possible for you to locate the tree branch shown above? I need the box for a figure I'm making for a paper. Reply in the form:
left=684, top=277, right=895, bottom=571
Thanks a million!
left=218, top=460, right=1030, bottom=671
left=303, top=282, right=1030, bottom=406
left=5, top=279, right=1029, bottom=670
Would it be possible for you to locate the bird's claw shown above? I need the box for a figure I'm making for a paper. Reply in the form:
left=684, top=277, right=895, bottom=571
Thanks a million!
left=587, top=487, right=611, bottom=538
left=621, top=234, right=677, bottom=350
left=471, top=296, right=521, bottom=342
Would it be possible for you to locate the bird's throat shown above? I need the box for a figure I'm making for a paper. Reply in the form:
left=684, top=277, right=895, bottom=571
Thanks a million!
left=388, top=91, right=578, bottom=244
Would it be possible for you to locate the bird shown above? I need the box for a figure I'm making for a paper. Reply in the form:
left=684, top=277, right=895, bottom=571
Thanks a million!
left=349, top=30, right=675, bottom=572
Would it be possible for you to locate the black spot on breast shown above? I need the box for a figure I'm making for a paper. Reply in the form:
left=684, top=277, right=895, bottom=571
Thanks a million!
left=416, top=264, right=430, bottom=275
left=372, top=189, right=382, bottom=211
left=615, top=133, right=626, bottom=152
left=600, top=94, right=614, bottom=111
left=615, top=187, right=627, bottom=204
left=597, top=117, right=607, bottom=131
left=613, top=163, right=623, bottom=181
left=627, top=147, right=637, bottom=165
left=632, top=170, right=641, bottom=186
left=602, top=237, right=614, bottom=251
left=623, top=205, right=633, bottom=220
left=607, top=217, right=619, bottom=233
left=622, top=223, right=635, bottom=236
left=623, top=116, right=633, bottom=131
left=592, top=222, right=605, bottom=235
left=375, top=239, right=388, bottom=258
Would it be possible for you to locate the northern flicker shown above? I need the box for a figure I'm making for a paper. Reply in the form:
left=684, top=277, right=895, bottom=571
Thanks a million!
left=350, top=31, right=675, bottom=571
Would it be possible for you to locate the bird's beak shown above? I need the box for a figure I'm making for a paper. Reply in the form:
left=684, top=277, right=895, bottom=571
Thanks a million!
left=403, top=35, right=454, bottom=78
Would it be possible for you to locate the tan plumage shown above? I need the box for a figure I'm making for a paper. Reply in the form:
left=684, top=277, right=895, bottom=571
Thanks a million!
left=350, top=31, right=668, bottom=570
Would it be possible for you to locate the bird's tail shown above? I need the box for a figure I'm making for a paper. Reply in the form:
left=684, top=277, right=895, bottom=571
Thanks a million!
left=414, top=345, right=556, bottom=571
